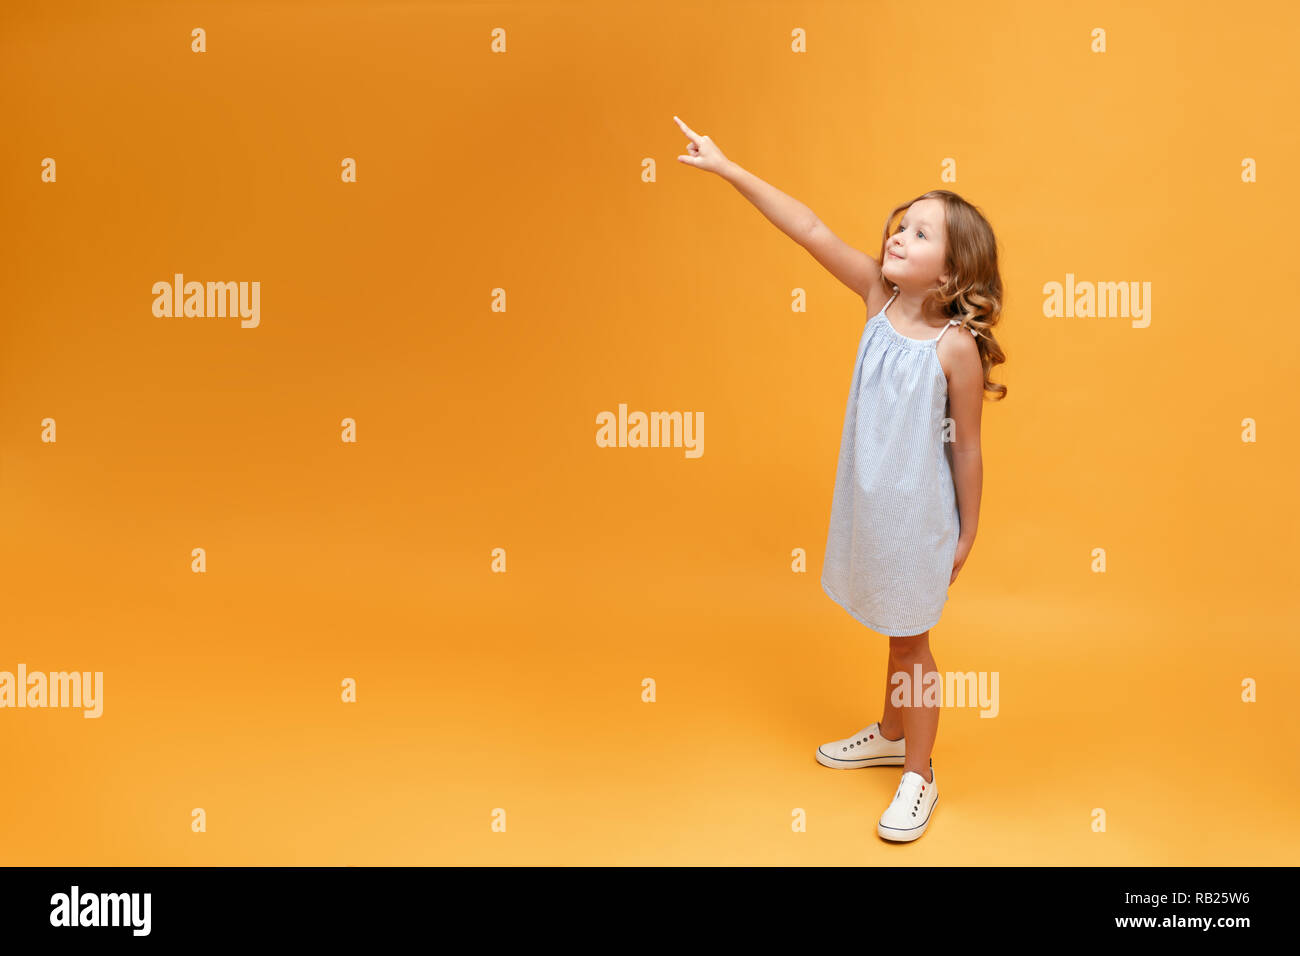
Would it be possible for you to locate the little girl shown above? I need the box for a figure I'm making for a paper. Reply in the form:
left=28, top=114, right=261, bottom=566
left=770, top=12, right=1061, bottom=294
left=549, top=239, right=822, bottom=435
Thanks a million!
left=673, top=115, right=1007, bottom=842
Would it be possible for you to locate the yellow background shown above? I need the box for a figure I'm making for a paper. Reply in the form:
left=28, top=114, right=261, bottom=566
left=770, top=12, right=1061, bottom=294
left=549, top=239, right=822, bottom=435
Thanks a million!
left=1, top=0, right=1296, bottom=865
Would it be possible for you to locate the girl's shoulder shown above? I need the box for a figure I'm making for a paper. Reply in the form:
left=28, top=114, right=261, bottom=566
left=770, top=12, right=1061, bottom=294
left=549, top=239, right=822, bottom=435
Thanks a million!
left=863, top=283, right=891, bottom=318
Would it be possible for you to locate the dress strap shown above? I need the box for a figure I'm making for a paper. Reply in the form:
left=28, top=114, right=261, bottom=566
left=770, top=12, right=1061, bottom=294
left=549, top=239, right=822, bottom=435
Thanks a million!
left=934, top=318, right=978, bottom=345
left=933, top=319, right=958, bottom=345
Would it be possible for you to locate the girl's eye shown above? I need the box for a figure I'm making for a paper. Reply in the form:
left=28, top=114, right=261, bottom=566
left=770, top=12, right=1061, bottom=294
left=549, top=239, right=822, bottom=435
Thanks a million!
left=897, top=224, right=925, bottom=238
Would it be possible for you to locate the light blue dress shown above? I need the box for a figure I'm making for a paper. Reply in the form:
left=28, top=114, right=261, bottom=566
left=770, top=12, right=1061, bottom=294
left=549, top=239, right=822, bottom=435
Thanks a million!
left=821, top=289, right=975, bottom=637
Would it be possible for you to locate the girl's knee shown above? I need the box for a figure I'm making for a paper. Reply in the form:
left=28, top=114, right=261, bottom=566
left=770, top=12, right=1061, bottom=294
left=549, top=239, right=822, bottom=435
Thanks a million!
left=889, top=630, right=931, bottom=658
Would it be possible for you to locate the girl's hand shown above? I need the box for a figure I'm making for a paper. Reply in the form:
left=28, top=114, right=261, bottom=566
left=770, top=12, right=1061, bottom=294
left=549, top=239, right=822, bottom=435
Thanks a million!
left=950, top=536, right=973, bottom=585
left=673, top=115, right=730, bottom=175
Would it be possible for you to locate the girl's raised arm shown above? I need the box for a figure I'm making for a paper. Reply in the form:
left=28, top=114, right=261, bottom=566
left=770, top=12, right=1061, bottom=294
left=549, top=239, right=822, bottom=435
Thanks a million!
left=673, top=114, right=882, bottom=300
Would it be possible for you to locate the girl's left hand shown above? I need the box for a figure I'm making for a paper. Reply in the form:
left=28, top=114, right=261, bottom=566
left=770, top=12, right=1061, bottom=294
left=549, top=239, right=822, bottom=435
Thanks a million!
left=950, top=536, right=973, bottom=585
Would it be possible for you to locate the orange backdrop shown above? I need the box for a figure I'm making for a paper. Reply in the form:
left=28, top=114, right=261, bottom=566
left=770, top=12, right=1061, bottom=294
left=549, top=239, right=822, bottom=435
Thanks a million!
left=1, top=0, right=1296, bottom=865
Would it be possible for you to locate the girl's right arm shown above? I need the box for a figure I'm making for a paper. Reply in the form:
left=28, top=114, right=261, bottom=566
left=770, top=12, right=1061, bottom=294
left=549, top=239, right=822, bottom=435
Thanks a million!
left=673, top=115, right=883, bottom=300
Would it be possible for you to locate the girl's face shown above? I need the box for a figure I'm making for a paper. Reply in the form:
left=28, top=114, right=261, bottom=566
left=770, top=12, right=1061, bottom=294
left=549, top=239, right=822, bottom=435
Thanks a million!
left=882, top=198, right=949, bottom=289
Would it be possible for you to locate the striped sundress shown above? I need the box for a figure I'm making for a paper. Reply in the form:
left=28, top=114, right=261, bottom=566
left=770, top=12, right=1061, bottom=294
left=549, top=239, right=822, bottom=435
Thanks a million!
left=821, top=288, right=975, bottom=636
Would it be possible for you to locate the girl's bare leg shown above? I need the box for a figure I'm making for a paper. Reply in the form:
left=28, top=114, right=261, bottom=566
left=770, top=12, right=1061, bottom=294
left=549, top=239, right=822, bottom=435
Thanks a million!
left=879, top=631, right=938, bottom=783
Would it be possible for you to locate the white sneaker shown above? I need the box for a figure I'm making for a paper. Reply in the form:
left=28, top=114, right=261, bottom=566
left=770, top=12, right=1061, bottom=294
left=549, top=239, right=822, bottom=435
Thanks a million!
left=815, top=721, right=906, bottom=769
left=877, top=760, right=938, bottom=842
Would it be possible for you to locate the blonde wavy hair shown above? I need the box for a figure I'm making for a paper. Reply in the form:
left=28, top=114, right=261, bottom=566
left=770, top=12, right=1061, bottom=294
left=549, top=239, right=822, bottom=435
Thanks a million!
left=878, top=189, right=1008, bottom=401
